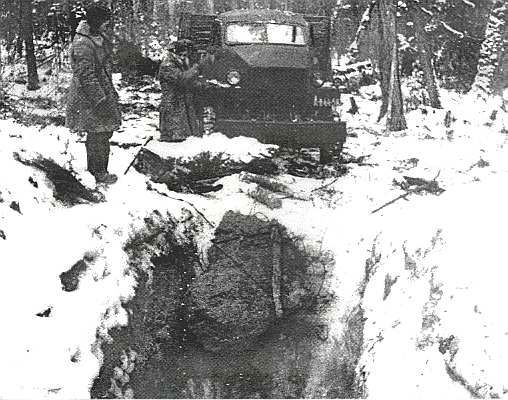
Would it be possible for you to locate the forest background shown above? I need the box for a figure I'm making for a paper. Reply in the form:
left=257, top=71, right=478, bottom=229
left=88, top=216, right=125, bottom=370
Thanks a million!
left=0, top=0, right=506, bottom=132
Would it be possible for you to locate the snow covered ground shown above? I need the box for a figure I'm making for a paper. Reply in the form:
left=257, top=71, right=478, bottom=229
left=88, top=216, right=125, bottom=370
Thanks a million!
left=1, top=79, right=508, bottom=398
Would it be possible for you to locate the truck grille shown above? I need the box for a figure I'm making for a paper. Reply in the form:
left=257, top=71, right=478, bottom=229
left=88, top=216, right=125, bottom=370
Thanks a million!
left=246, top=68, right=307, bottom=99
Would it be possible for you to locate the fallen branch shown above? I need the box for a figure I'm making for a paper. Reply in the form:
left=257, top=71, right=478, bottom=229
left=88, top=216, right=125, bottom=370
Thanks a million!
left=311, top=177, right=340, bottom=192
left=240, top=172, right=310, bottom=201
left=244, top=186, right=283, bottom=209
left=371, top=172, right=445, bottom=214
left=340, top=152, right=378, bottom=167
left=124, top=136, right=153, bottom=175
left=371, top=192, right=411, bottom=214
left=145, top=181, right=215, bottom=227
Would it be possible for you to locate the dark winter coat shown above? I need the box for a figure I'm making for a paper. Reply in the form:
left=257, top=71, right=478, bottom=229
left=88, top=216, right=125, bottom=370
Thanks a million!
left=66, top=21, right=122, bottom=133
left=158, top=52, right=202, bottom=141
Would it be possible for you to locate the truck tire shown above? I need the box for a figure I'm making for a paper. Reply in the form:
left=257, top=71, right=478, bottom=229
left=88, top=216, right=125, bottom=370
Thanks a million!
left=319, top=145, right=334, bottom=164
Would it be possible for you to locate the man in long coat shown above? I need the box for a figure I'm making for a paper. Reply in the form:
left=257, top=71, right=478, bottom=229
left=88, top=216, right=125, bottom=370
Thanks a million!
left=158, top=40, right=213, bottom=141
left=66, top=3, right=121, bottom=184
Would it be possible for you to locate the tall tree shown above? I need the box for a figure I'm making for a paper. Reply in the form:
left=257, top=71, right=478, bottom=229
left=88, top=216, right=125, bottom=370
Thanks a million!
left=411, top=2, right=442, bottom=108
left=345, top=0, right=406, bottom=130
left=386, top=26, right=407, bottom=130
left=0, top=45, right=4, bottom=103
left=20, top=0, right=39, bottom=90
left=373, top=0, right=406, bottom=130
left=470, top=0, right=506, bottom=100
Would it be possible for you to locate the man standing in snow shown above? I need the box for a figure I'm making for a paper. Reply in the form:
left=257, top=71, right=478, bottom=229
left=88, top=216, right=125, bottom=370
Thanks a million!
left=66, top=2, right=121, bottom=184
left=158, top=40, right=214, bottom=142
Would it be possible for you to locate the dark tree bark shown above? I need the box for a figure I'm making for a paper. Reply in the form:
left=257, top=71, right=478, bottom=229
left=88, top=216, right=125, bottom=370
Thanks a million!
left=373, top=0, right=391, bottom=120
left=0, top=45, right=4, bottom=103
left=16, top=2, right=24, bottom=59
left=374, top=0, right=406, bottom=130
left=20, top=0, right=39, bottom=90
left=387, top=32, right=407, bottom=130
left=412, top=5, right=442, bottom=108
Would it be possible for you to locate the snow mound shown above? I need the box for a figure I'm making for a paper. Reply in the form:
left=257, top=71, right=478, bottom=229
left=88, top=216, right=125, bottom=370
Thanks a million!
left=323, top=173, right=508, bottom=399
left=146, top=132, right=277, bottom=163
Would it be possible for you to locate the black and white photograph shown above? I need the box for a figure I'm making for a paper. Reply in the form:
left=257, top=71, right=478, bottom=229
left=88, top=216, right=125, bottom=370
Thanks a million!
left=0, top=0, right=506, bottom=397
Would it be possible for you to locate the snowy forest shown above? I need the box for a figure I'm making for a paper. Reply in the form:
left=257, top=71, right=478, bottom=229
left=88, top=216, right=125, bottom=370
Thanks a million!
left=0, top=0, right=507, bottom=398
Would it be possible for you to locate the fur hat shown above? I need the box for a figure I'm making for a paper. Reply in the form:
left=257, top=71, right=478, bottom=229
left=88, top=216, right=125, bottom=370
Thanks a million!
left=85, top=1, right=112, bottom=25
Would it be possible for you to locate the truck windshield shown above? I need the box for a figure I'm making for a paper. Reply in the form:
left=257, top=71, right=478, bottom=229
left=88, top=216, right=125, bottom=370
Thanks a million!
left=226, top=23, right=305, bottom=45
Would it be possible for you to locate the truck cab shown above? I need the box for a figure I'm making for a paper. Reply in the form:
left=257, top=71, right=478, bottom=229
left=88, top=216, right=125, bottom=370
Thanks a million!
left=178, top=9, right=346, bottom=163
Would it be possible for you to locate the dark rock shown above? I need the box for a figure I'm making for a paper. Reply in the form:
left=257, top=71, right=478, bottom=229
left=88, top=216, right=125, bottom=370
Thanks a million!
left=70, top=349, right=80, bottom=363
left=36, top=307, right=52, bottom=317
left=9, top=201, right=21, bottom=214
left=188, top=212, right=276, bottom=352
left=187, top=211, right=317, bottom=353
left=28, top=176, right=38, bottom=188
left=189, top=265, right=274, bottom=353
left=60, top=259, right=88, bottom=292
left=0, top=229, right=5, bottom=240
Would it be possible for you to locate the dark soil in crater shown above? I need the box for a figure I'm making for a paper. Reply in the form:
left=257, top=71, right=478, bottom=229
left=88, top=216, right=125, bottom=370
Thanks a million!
left=91, top=211, right=354, bottom=399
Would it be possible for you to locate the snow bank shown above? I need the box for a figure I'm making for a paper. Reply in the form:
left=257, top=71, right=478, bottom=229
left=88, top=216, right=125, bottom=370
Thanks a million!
left=146, top=132, right=277, bottom=163
left=344, top=173, right=508, bottom=398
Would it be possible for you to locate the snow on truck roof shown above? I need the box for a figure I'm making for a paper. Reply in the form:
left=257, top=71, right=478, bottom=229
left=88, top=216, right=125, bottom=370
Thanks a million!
left=218, top=9, right=307, bottom=26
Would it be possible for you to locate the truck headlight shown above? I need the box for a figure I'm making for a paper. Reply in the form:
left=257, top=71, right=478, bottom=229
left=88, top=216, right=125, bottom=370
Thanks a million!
left=227, top=70, right=241, bottom=85
left=312, top=72, right=324, bottom=88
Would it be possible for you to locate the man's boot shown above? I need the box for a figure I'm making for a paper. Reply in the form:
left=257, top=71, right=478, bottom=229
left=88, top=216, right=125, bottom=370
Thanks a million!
left=94, top=172, right=118, bottom=184
left=94, top=132, right=117, bottom=184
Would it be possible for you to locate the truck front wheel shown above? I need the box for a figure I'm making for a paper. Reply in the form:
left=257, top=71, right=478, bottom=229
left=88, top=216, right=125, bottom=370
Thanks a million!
left=319, top=145, right=334, bottom=164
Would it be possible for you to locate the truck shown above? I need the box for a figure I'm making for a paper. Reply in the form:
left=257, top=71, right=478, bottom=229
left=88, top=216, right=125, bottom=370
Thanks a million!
left=178, top=9, right=347, bottom=163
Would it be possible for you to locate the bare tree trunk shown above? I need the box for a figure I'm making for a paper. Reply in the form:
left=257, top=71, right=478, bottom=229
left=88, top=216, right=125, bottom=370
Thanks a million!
left=374, top=0, right=406, bottom=130
left=20, top=0, right=39, bottom=90
left=387, top=33, right=407, bottom=130
left=413, top=5, right=441, bottom=108
left=0, top=45, right=5, bottom=103
left=373, top=0, right=391, bottom=120
left=470, top=0, right=507, bottom=99
left=16, top=2, right=24, bottom=59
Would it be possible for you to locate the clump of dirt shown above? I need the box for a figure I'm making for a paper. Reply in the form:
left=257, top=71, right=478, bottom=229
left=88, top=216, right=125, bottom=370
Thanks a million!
left=14, top=153, right=104, bottom=205
left=187, top=211, right=329, bottom=353
left=60, top=259, right=89, bottom=292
